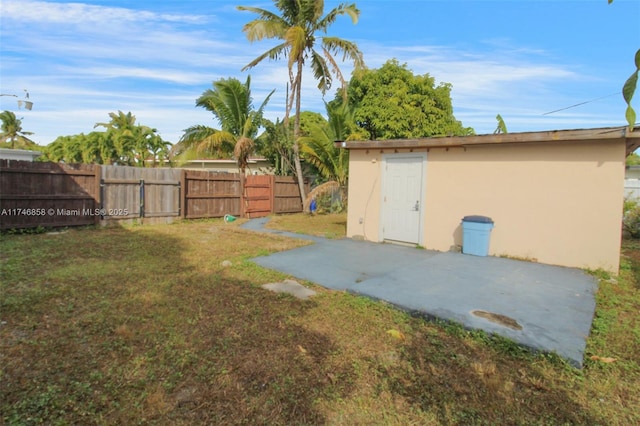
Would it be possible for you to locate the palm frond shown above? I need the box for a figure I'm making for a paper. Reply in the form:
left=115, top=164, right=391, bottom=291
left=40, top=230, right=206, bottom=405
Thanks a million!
left=321, top=36, right=365, bottom=70
left=310, top=50, right=333, bottom=94
left=194, top=131, right=236, bottom=156
left=178, top=125, right=216, bottom=145
left=242, top=43, right=290, bottom=71
left=312, top=0, right=325, bottom=22
left=304, top=180, right=340, bottom=211
left=317, top=3, right=360, bottom=31
left=254, top=88, right=276, bottom=123
left=196, top=78, right=254, bottom=137
left=300, top=126, right=340, bottom=181
left=237, top=6, right=287, bottom=26
left=285, top=26, right=307, bottom=68
left=240, top=18, right=287, bottom=42
left=177, top=125, right=234, bottom=158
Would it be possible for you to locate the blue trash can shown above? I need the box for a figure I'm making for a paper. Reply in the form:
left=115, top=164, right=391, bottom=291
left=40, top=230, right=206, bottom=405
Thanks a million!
left=461, top=215, right=494, bottom=256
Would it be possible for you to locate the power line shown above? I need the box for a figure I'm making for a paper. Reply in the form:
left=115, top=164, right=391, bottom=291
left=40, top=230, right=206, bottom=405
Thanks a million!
left=542, top=92, right=619, bottom=116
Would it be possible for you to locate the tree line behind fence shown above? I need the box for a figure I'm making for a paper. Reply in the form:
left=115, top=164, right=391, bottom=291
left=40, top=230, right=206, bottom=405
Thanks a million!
left=0, top=160, right=307, bottom=230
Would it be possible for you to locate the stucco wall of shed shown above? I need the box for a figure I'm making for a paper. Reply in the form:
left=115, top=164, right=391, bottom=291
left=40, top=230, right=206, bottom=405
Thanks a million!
left=346, top=139, right=625, bottom=273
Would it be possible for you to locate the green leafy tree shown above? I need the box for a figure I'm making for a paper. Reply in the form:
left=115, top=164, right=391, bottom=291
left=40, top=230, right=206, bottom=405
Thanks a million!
left=174, top=76, right=274, bottom=174
left=255, top=118, right=295, bottom=176
left=44, top=132, right=115, bottom=164
left=626, top=152, right=640, bottom=166
left=299, top=111, right=327, bottom=138
left=238, top=0, right=365, bottom=204
left=346, top=59, right=473, bottom=140
left=44, top=135, right=81, bottom=163
left=0, top=110, right=36, bottom=149
left=44, top=112, right=169, bottom=166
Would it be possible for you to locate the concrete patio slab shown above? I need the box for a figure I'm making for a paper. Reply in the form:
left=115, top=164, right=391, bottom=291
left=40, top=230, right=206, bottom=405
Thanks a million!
left=242, top=217, right=598, bottom=367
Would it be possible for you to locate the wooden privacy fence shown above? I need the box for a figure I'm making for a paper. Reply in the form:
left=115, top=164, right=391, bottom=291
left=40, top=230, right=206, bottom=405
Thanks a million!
left=0, top=160, right=100, bottom=229
left=0, top=160, right=307, bottom=230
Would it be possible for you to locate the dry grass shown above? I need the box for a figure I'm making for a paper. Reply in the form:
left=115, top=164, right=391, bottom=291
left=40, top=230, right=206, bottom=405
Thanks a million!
left=1, top=215, right=639, bottom=425
left=266, top=212, right=346, bottom=239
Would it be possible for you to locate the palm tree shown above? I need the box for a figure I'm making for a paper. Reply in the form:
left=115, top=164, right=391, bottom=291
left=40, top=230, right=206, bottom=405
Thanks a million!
left=175, top=76, right=274, bottom=175
left=299, top=100, right=367, bottom=211
left=238, top=0, right=365, bottom=205
left=88, top=131, right=117, bottom=165
left=299, top=101, right=351, bottom=188
left=143, top=130, right=172, bottom=167
left=0, top=110, right=36, bottom=149
left=95, top=110, right=138, bottom=165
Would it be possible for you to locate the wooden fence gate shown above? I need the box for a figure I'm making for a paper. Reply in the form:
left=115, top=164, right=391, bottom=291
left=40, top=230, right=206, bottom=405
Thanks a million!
left=244, top=175, right=309, bottom=218
left=101, top=166, right=181, bottom=224
left=244, top=175, right=272, bottom=218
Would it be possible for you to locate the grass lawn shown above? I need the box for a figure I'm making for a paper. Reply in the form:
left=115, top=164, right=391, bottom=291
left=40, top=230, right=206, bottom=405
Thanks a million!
left=1, top=214, right=639, bottom=425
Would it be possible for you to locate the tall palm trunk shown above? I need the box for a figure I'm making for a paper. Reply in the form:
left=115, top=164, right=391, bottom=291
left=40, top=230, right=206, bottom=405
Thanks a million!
left=292, top=59, right=307, bottom=207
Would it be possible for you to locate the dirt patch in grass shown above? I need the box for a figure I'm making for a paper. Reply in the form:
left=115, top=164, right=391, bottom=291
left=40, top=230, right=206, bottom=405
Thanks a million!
left=472, top=310, right=523, bottom=330
left=266, top=212, right=346, bottom=239
left=1, top=219, right=639, bottom=424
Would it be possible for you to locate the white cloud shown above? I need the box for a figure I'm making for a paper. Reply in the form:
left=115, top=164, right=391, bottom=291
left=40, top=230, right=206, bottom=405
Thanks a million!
left=1, top=1, right=629, bottom=146
left=2, top=1, right=210, bottom=25
left=62, top=66, right=211, bottom=85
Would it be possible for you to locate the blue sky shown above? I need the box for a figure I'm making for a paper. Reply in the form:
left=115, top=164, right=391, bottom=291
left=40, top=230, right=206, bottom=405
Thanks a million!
left=1, top=0, right=639, bottom=146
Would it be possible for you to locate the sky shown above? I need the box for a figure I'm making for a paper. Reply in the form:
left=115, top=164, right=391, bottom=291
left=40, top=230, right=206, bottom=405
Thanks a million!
left=1, top=0, right=639, bottom=146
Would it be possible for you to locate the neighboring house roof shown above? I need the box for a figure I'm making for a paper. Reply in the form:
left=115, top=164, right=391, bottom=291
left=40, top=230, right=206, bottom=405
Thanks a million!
left=0, top=148, right=42, bottom=161
left=185, top=158, right=268, bottom=164
left=337, top=126, right=640, bottom=155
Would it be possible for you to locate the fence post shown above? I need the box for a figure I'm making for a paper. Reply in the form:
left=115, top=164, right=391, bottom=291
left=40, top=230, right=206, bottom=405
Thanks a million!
left=240, top=173, right=246, bottom=218
left=139, top=179, right=145, bottom=219
left=180, top=169, right=186, bottom=219
left=93, top=164, right=101, bottom=225
left=269, top=175, right=276, bottom=215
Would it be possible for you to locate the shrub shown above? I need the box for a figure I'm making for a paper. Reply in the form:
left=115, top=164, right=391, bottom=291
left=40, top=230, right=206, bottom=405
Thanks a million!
left=623, top=197, right=640, bottom=238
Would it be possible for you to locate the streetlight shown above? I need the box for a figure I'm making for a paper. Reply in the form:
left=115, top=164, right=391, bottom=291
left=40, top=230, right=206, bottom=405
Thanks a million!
left=1, top=90, right=33, bottom=110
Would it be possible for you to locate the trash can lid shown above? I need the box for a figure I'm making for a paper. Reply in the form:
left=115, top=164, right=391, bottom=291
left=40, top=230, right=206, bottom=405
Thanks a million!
left=462, top=215, right=494, bottom=223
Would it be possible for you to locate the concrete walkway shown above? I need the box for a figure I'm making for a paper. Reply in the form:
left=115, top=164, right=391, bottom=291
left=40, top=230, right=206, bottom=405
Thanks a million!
left=241, top=218, right=598, bottom=367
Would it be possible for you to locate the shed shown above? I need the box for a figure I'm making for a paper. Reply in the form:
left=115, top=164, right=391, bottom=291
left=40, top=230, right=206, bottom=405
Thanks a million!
left=339, top=126, right=640, bottom=274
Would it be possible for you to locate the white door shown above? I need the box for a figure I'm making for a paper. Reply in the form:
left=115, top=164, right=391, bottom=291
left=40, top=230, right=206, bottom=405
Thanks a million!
left=381, top=155, right=425, bottom=244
